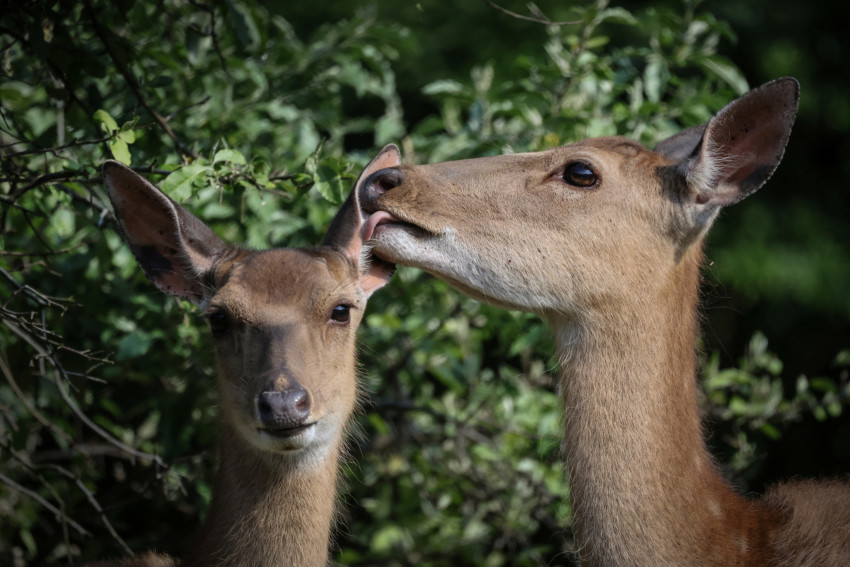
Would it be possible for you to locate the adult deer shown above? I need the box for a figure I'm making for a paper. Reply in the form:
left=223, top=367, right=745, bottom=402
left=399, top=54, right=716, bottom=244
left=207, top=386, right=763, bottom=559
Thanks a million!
left=94, top=147, right=397, bottom=567
left=358, top=78, right=850, bottom=565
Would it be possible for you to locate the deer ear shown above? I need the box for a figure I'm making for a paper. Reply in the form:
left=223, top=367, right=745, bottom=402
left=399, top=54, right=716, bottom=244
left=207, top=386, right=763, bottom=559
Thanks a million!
left=671, top=78, right=799, bottom=222
left=322, top=144, right=401, bottom=298
left=103, top=161, right=228, bottom=305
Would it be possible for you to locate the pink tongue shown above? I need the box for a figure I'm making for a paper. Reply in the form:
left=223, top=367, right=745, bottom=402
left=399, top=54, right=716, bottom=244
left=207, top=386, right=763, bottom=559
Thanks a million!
left=362, top=211, right=399, bottom=242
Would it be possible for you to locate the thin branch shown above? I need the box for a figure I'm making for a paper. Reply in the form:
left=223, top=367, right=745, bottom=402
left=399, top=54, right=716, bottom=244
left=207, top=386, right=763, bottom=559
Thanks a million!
left=0, top=470, right=91, bottom=537
left=4, top=169, right=89, bottom=202
left=0, top=355, right=74, bottom=444
left=4, top=319, right=167, bottom=468
left=5, top=441, right=133, bottom=556
left=2, top=135, right=112, bottom=159
left=188, top=0, right=230, bottom=77
left=0, top=266, right=68, bottom=310
left=484, top=1, right=583, bottom=26
left=164, top=95, right=212, bottom=121
left=0, top=242, right=86, bottom=258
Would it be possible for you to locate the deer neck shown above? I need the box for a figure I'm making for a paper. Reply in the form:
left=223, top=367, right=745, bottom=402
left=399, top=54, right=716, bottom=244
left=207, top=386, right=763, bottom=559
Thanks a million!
left=183, top=423, right=340, bottom=567
left=548, top=249, right=777, bottom=566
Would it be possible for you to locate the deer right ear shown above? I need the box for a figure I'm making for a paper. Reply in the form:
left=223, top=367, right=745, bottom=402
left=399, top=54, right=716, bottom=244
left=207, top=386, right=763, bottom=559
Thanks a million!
left=666, top=78, right=799, bottom=228
left=323, top=144, right=401, bottom=298
left=103, top=161, right=228, bottom=305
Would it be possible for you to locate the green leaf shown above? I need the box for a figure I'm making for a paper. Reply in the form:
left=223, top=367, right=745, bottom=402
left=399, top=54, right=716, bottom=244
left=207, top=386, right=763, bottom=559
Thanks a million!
left=597, top=7, right=638, bottom=26
left=94, top=109, right=119, bottom=133
left=213, top=149, right=247, bottom=165
left=161, top=164, right=211, bottom=201
left=371, top=525, right=408, bottom=553
left=108, top=138, right=132, bottom=165
left=117, top=125, right=136, bottom=144
left=759, top=422, right=782, bottom=440
left=422, top=79, right=466, bottom=96
left=644, top=56, right=668, bottom=104
left=116, top=331, right=154, bottom=361
left=697, top=54, right=749, bottom=95
left=313, top=163, right=346, bottom=204
left=20, top=529, right=37, bottom=555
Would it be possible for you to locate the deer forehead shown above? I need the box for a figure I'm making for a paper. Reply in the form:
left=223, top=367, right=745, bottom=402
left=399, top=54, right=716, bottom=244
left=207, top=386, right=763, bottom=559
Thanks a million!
left=211, top=248, right=362, bottom=321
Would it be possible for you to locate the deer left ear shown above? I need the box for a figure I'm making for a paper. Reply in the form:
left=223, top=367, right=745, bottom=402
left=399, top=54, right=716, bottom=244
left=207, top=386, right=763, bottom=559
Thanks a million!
left=103, top=161, right=230, bottom=305
left=323, top=144, right=401, bottom=298
left=660, top=78, right=799, bottom=226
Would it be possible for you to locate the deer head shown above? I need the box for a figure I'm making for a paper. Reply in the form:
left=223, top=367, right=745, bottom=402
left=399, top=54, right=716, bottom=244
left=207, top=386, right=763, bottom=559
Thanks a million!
left=358, top=78, right=799, bottom=320
left=103, top=148, right=398, bottom=466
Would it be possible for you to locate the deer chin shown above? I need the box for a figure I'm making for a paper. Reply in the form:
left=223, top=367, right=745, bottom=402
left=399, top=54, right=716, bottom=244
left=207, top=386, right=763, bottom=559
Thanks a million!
left=245, top=416, right=345, bottom=456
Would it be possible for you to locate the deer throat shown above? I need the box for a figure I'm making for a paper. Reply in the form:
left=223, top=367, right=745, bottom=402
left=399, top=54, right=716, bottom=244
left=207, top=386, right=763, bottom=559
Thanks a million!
left=550, top=260, right=777, bottom=566
left=183, top=424, right=341, bottom=567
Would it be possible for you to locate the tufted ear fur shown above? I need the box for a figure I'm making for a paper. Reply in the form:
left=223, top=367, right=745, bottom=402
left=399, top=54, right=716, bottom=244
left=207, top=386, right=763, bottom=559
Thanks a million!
left=656, top=77, right=799, bottom=229
left=103, top=161, right=229, bottom=305
left=323, top=144, right=401, bottom=298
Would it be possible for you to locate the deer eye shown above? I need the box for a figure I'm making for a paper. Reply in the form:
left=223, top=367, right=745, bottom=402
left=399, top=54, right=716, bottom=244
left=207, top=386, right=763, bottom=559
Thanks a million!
left=330, top=304, right=352, bottom=324
left=206, top=310, right=230, bottom=336
left=563, top=161, right=598, bottom=188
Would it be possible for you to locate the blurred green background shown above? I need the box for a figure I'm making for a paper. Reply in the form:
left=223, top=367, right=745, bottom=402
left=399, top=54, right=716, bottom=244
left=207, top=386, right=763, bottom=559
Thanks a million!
left=1, top=0, right=848, bottom=565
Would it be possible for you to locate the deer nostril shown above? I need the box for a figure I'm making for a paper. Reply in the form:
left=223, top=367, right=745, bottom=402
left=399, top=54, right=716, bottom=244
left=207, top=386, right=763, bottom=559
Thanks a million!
left=374, top=169, right=403, bottom=192
left=257, top=382, right=312, bottom=430
left=359, top=168, right=404, bottom=214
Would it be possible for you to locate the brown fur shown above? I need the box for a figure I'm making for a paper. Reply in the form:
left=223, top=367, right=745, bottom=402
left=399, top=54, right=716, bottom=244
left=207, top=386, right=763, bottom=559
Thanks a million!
left=360, top=80, right=850, bottom=565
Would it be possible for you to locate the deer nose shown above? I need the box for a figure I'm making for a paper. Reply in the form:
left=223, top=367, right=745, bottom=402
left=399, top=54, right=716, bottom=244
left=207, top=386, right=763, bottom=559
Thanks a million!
left=359, top=168, right=404, bottom=214
left=256, top=381, right=312, bottom=430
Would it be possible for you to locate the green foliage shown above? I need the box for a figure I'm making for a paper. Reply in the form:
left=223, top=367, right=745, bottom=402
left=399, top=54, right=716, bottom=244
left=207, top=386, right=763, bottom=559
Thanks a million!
left=0, top=1, right=847, bottom=566
left=704, top=332, right=850, bottom=473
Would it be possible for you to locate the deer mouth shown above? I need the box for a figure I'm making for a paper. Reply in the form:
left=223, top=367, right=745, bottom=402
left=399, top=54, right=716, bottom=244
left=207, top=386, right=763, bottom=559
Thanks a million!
left=258, top=422, right=316, bottom=439
left=362, top=210, right=434, bottom=242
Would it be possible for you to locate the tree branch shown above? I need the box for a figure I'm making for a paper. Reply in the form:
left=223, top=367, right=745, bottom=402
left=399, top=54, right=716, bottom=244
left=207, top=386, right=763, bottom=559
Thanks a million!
left=484, top=1, right=583, bottom=26
left=83, top=1, right=198, bottom=159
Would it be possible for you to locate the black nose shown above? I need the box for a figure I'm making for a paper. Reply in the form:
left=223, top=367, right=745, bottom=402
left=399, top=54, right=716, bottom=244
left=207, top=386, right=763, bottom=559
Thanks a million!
left=359, top=168, right=403, bottom=214
left=257, top=381, right=311, bottom=430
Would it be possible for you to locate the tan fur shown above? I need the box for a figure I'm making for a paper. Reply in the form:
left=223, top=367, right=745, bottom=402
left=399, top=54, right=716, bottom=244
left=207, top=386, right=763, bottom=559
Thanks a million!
left=359, top=80, right=850, bottom=565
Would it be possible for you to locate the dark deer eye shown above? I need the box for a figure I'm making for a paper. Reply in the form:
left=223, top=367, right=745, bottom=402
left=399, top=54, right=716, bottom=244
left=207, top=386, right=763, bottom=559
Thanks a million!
left=330, top=304, right=351, bottom=324
left=563, top=161, right=598, bottom=188
left=207, top=310, right=230, bottom=336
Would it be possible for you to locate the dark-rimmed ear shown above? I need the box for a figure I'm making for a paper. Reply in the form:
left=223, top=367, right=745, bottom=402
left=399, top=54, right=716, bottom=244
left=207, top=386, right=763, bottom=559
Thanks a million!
left=658, top=77, right=799, bottom=227
left=322, top=144, right=401, bottom=298
left=103, top=161, right=229, bottom=305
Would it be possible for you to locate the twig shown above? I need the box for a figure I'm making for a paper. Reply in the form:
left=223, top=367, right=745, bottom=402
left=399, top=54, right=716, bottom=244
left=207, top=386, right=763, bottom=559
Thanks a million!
left=0, top=470, right=91, bottom=537
left=0, top=266, right=68, bottom=309
left=4, top=319, right=168, bottom=468
left=2, top=135, right=112, bottom=159
left=5, top=441, right=133, bottom=555
left=165, top=95, right=212, bottom=121
left=188, top=0, right=230, bottom=77
left=0, top=243, right=86, bottom=257
left=0, top=355, right=74, bottom=443
left=4, top=169, right=86, bottom=202
left=484, top=1, right=583, bottom=26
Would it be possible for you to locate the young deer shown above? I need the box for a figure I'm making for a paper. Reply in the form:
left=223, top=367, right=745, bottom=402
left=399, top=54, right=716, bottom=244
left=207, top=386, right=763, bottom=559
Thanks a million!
left=357, top=78, right=850, bottom=565
left=95, top=147, right=397, bottom=567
